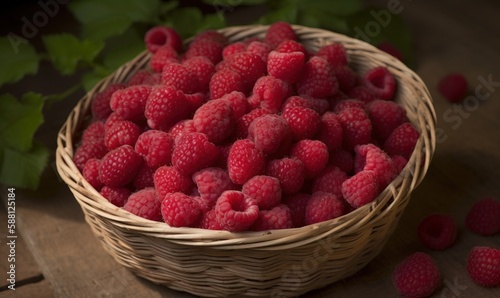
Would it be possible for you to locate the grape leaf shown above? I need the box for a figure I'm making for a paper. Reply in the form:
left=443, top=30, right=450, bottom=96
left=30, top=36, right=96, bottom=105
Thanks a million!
left=0, top=36, right=39, bottom=86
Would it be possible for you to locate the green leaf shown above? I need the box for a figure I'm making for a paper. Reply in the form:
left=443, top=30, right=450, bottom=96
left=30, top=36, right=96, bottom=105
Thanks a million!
left=0, top=93, right=44, bottom=152
left=197, top=14, right=227, bottom=33
left=202, top=0, right=269, bottom=5
left=298, top=0, right=362, bottom=16
left=163, top=7, right=203, bottom=39
left=0, top=141, right=49, bottom=190
left=160, top=0, right=179, bottom=15
left=0, top=36, right=39, bottom=86
left=82, top=69, right=112, bottom=91
left=42, top=34, right=104, bottom=75
left=103, top=28, right=145, bottom=71
left=259, top=1, right=298, bottom=24
left=298, top=9, right=349, bottom=33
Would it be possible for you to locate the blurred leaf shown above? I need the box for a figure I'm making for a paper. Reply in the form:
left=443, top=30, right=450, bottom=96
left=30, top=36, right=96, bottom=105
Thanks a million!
left=298, top=0, right=362, bottom=16
left=160, top=0, right=179, bottom=14
left=202, top=0, right=269, bottom=6
left=299, top=9, right=349, bottom=33
left=197, top=14, right=227, bottom=33
left=0, top=36, right=39, bottom=86
left=103, top=28, right=145, bottom=70
left=259, top=1, right=298, bottom=24
left=82, top=68, right=112, bottom=91
left=163, top=7, right=203, bottom=38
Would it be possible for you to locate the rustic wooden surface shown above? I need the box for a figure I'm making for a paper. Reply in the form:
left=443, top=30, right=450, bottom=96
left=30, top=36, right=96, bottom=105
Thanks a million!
left=1, top=0, right=499, bottom=297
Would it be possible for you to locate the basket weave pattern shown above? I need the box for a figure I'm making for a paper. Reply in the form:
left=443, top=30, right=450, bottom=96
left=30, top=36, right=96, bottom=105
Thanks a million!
left=56, top=25, right=436, bottom=297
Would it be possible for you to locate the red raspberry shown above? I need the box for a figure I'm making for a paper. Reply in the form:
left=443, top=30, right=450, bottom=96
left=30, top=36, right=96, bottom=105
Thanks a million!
left=251, top=76, right=290, bottom=112
left=219, top=91, right=248, bottom=119
left=267, top=158, right=305, bottom=195
left=168, top=119, right=196, bottom=141
left=363, top=66, right=397, bottom=100
left=328, top=149, right=354, bottom=174
left=264, top=21, right=296, bottom=48
left=384, top=122, right=420, bottom=159
left=438, top=73, right=468, bottom=103
left=242, top=175, right=281, bottom=210
left=193, top=167, right=235, bottom=208
left=248, top=114, right=290, bottom=155
left=283, top=193, right=310, bottom=227
left=465, top=197, right=500, bottom=236
left=91, top=83, right=125, bottom=120
left=338, top=107, right=372, bottom=150
left=367, top=99, right=408, bottom=142
left=235, top=108, right=271, bottom=138
left=215, top=190, right=259, bottom=232
left=267, top=51, right=305, bottom=83
left=393, top=252, right=441, bottom=298
left=99, top=145, right=142, bottom=187
left=304, top=191, right=345, bottom=225
left=133, top=163, right=155, bottom=190
left=161, top=192, right=202, bottom=227
left=104, top=112, right=125, bottom=131
left=104, top=120, right=141, bottom=150
left=347, top=85, right=376, bottom=103
left=312, top=166, right=348, bottom=199
left=135, top=130, right=174, bottom=168
left=222, top=42, right=246, bottom=59
left=193, top=30, right=227, bottom=45
left=318, top=112, right=343, bottom=151
left=81, top=121, right=105, bottom=146
left=342, top=170, right=379, bottom=208
left=161, top=63, right=200, bottom=94
left=123, top=188, right=162, bottom=221
left=467, top=246, right=500, bottom=287
left=172, top=132, right=219, bottom=175
left=145, top=85, right=190, bottom=130
left=199, top=209, right=223, bottom=230
left=250, top=204, right=292, bottom=231
left=110, top=85, right=152, bottom=123
left=282, top=96, right=330, bottom=115
left=246, top=41, right=272, bottom=63
left=332, top=99, right=366, bottom=114
left=128, top=70, right=153, bottom=86
left=144, top=26, right=182, bottom=53
left=154, top=166, right=193, bottom=199
left=377, top=42, right=403, bottom=61
left=100, top=186, right=131, bottom=207
left=82, top=158, right=103, bottom=190
left=276, top=39, right=308, bottom=56
left=184, top=92, right=207, bottom=111
left=149, top=45, right=179, bottom=73
left=333, top=65, right=356, bottom=92
left=227, top=139, right=265, bottom=185
left=226, top=52, right=266, bottom=91
left=392, top=155, right=408, bottom=173
left=186, top=39, right=224, bottom=64
left=290, top=140, right=329, bottom=179
left=193, top=99, right=234, bottom=144
left=297, top=56, right=338, bottom=99
left=282, top=107, right=321, bottom=141
left=315, top=43, right=348, bottom=69
left=183, top=56, right=215, bottom=93
left=417, top=214, right=458, bottom=250
left=354, top=144, right=397, bottom=189
left=209, top=68, right=245, bottom=100
left=73, top=142, right=108, bottom=171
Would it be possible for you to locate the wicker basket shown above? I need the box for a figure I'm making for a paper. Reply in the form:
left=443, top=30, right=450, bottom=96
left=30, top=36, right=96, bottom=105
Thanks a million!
left=56, top=25, right=436, bottom=297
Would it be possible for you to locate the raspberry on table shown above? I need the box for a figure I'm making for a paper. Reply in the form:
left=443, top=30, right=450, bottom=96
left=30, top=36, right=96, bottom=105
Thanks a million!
left=363, top=66, right=397, bottom=100
left=328, top=149, right=354, bottom=174
left=198, top=209, right=223, bottom=230
left=133, top=163, right=155, bottom=190
left=342, top=170, right=379, bottom=208
left=250, top=204, right=293, bottom=231
left=185, top=38, right=224, bottom=64
left=123, top=188, right=162, bottom=221
left=91, top=83, right=125, bottom=120
left=297, top=56, right=338, bottom=99
left=248, top=114, right=290, bottom=155
left=110, top=85, right=152, bottom=123
left=392, top=252, right=441, bottom=298
left=161, top=63, right=200, bottom=94
left=267, top=157, right=305, bottom=195
left=246, top=41, right=272, bottom=63
left=312, top=166, right=348, bottom=199
left=465, top=197, right=500, bottom=236
left=315, top=43, right=348, bottom=69
left=81, top=121, right=105, bottom=146
left=267, top=50, right=305, bottom=83
left=318, top=112, right=343, bottom=152
left=251, top=75, right=291, bottom=112
left=135, top=130, right=174, bottom=168
left=172, top=132, right=219, bottom=176
left=193, top=167, right=235, bottom=208
left=242, top=175, right=282, bottom=210
left=347, top=85, right=376, bottom=104
left=73, top=141, right=108, bottom=171
left=193, top=99, right=235, bottom=144
left=264, top=21, right=297, bottom=48
left=282, top=106, right=321, bottom=141
left=145, top=85, right=190, bottom=130
left=304, top=191, right=345, bottom=225
left=367, top=99, right=408, bottom=142
left=337, top=107, right=372, bottom=150
left=384, top=122, right=420, bottom=159
left=144, top=26, right=182, bottom=53
left=100, top=186, right=131, bottom=207
left=417, top=214, right=458, bottom=250
left=183, top=56, right=215, bottom=93
left=227, top=139, right=265, bottom=185
left=282, top=96, right=329, bottom=115
left=153, top=165, right=193, bottom=199
left=282, top=193, right=310, bottom=227
left=82, top=158, right=103, bottom=190
left=99, top=145, right=143, bottom=187
left=148, top=45, right=179, bottom=73
left=235, top=108, right=272, bottom=139
left=290, top=139, right=329, bottom=179
left=219, top=91, right=248, bottom=120
left=209, top=68, right=246, bottom=100
left=104, top=120, right=141, bottom=150
left=354, top=143, right=398, bottom=189
left=222, top=42, right=247, bottom=59
left=215, top=190, right=259, bottom=232
left=438, top=73, right=468, bottom=103
left=161, top=192, right=203, bottom=227
left=466, top=246, right=500, bottom=287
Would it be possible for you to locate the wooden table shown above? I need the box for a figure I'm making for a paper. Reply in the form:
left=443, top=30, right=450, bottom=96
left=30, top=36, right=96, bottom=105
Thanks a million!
left=1, top=0, right=499, bottom=297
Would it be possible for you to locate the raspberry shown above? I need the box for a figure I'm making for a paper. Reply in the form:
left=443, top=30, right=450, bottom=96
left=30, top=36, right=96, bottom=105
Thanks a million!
left=417, top=214, right=458, bottom=250
left=172, top=132, right=219, bottom=175
left=363, top=66, right=397, bottom=100
left=250, top=204, right=293, bottom=231
left=290, top=140, right=329, bottom=179
left=318, top=112, right=343, bottom=152
left=99, top=145, right=142, bottom=187
left=73, top=142, right=108, bottom=171
left=81, top=121, right=105, bottom=146
left=338, top=107, right=372, bottom=150
left=123, top=188, right=162, bottom=221
left=465, top=197, right=500, bottom=236
left=209, top=68, right=245, bottom=100
left=282, top=96, right=330, bottom=115
left=276, top=39, right=308, bottom=56
left=267, top=158, right=305, bottom=195
left=183, top=56, right=215, bottom=93
left=82, top=158, right=103, bottom=190
left=91, top=83, right=125, bottom=120
left=333, top=65, right=356, bottom=92
left=193, top=30, right=227, bottom=45
left=104, top=112, right=125, bottom=131
left=199, top=209, right=223, bottom=230
left=193, top=99, right=234, bottom=144
left=154, top=166, right=193, bottom=199
left=215, top=190, right=259, bottom=232
left=149, top=45, right=179, bottom=73
left=246, top=41, right=272, bottom=63
left=100, top=186, right=131, bottom=207
left=227, top=139, right=265, bottom=185
left=161, top=192, right=202, bottom=227
left=222, top=42, right=246, bottom=59
left=282, top=107, right=321, bottom=141
left=128, top=70, right=153, bottom=86
left=145, top=85, right=190, bottom=130
left=226, top=52, right=266, bottom=91
left=110, top=85, right=152, bottom=123
left=144, top=26, right=182, bottom=53
left=393, top=252, right=441, bottom=298
left=283, top=193, right=310, bottom=227
left=384, top=122, right=420, bottom=159
left=135, top=130, right=174, bottom=168
left=264, top=21, right=296, bottom=48
left=248, top=114, right=290, bottom=155
left=242, top=175, right=281, bottom=210
left=304, top=191, right=344, bottom=225
left=354, top=144, right=397, bottom=189
left=251, top=76, right=290, bottom=112
left=347, top=86, right=376, bottom=103
left=367, top=99, right=408, bottom=142
left=312, top=166, right=348, bottom=199
left=168, top=119, right=197, bottom=141
left=328, top=149, right=354, bottom=174
left=267, top=51, right=305, bottom=83
left=342, top=170, right=379, bottom=208
left=185, top=39, right=224, bottom=64
left=219, top=91, right=248, bottom=119
left=392, top=155, right=408, bottom=173
left=104, top=120, right=141, bottom=150
left=133, top=163, right=155, bottom=190
left=161, top=63, right=200, bottom=94
left=193, top=167, right=235, bottom=207
left=235, top=108, right=271, bottom=138
left=315, top=43, right=348, bottom=69
left=467, top=246, right=500, bottom=287
left=438, top=73, right=468, bottom=103
left=332, top=99, right=366, bottom=114
left=297, top=56, right=338, bottom=99
left=184, top=92, right=207, bottom=111
left=377, top=42, right=403, bottom=61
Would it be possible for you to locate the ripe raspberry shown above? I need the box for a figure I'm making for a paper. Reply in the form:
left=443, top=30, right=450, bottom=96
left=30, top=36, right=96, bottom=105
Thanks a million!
left=242, top=175, right=281, bottom=210
left=342, top=170, right=379, bottom=208
left=226, top=52, right=266, bottom=91
left=333, top=65, right=356, bottom=92
left=144, top=26, right=182, bottom=53
left=82, top=158, right=103, bottom=190
left=393, top=252, right=441, bottom=298
left=123, top=188, right=162, bottom=221
left=149, top=45, right=179, bottom=73
left=318, top=112, right=343, bottom=152
left=315, top=43, right=348, bottom=69
left=290, top=140, right=329, bottom=179
left=248, top=114, right=290, bottom=155
left=104, top=120, right=141, bottom=150
left=251, top=76, right=290, bottom=112
left=297, top=56, right=338, bottom=99
left=99, top=145, right=142, bottom=187
left=199, top=209, right=223, bottom=230
left=81, top=121, right=105, bottom=146
left=276, top=39, right=308, bottom=56
left=222, top=42, right=246, bottom=59
left=91, top=83, right=125, bottom=120
left=283, top=193, right=310, bottom=227
left=209, top=68, right=245, bottom=100
left=127, top=70, right=153, bottom=86
left=145, top=85, right=190, bottom=130
left=161, top=63, right=200, bottom=94
left=304, top=191, right=345, bottom=225
left=168, top=119, right=196, bottom=141
left=246, top=41, right=272, bottom=63
left=332, top=99, right=366, bottom=114
left=154, top=166, right=193, bottom=199
left=250, top=204, right=292, bottom=231
left=144, top=72, right=161, bottom=85
left=267, top=51, right=305, bottom=83
left=135, top=130, right=174, bottom=168
left=329, top=149, right=354, bottom=174
left=73, top=142, right=108, bottom=171
left=338, top=107, right=372, bottom=150
left=384, top=122, right=420, bottom=159
left=465, top=197, right=500, bottom=236
left=133, top=163, right=155, bottom=190
left=100, top=186, right=131, bottom=207
left=193, top=167, right=235, bottom=207
left=193, top=99, right=234, bottom=144
left=367, top=99, right=408, bottom=142
left=264, top=21, right=296, bottom=48
left=392, top=155, right=408, bottom=173
left=193, top=30, right=227, bottom=45
left=312, top=166, right=348, bottom=199
left=220, top=91, right=248, bottom=119
left=438, top=73, right=468, bottom=103
left=377, top=42, right=403, bottom=61
left=363, top=66, right=397, bottom=100
left=172, top=132, right=219, bottom=175
left=282, top=96, right=330, bottom=115
left=104, top=111, right=125, bottom=131
left=467, top=246, right=500, bottom=287
left=417, top=214, right=458, bottom=250
left=185, top=39, right=224, bottom=64
left=161, top=192, right=202, bottom=227
left=183, top=56, right=215, bottom=93
left=235, top=108, right=271, bottom=138
left=215, top=190, right=259, bottom=232
left=110, top=85, right=152, bottom=123
left=354, top=144, right=397, bottom=189
left=347, top=85, right=376, bottom=103
left=227, top=139, right=265, bottom=185
left=267, top=158, right=305, bottom=195
left=184, top=92, right=207, bottom=111
left=282, top=107, right=321, bottom=141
